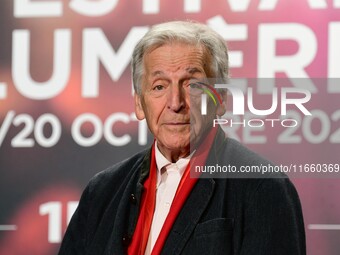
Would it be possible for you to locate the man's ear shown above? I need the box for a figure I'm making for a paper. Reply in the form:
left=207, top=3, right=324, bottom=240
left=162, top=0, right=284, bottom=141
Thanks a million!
left=216, top=91, right=228, bottom=117
left=134, top=93, right=145, bottom=120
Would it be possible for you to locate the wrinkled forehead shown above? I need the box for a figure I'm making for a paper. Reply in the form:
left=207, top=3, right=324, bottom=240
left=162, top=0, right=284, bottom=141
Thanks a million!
left=142, top=42, right=213, bottom=78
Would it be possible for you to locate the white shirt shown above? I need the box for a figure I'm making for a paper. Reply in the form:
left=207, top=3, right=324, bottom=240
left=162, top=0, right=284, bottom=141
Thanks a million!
left=144, top=142, right=190, bottom=254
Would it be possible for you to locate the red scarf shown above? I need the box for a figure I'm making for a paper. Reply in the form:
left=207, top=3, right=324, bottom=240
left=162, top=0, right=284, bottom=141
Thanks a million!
left=127, top=144, right=157, bottom=255
left=128, top=127, right=217, bottom=255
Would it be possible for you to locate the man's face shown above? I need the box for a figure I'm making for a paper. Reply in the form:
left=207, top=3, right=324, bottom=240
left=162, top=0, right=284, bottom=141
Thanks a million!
left=135, top=43, right=223, bottom=161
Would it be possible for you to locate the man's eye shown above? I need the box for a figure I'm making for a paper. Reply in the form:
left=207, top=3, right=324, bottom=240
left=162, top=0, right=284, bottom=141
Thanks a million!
left=189, top=82, right=203, bottom=89
left=153, top=85, right=164, bottom=91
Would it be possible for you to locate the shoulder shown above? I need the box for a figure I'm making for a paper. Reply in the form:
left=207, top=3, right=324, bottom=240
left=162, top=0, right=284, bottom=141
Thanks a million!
left=86, top=148, right=150, bottom=196
left=222, top=175, right=299, bottom=211
left=242, top=177, right=300, bottom=207
left=223, top=138, right=272, bottom=166
left=215, top=137, right=297, bottom=199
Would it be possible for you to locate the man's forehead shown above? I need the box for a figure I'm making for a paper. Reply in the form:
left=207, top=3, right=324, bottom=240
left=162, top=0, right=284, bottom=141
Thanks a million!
left=145, top=43, right=204, bottom=61
left=150, top=67, right=203, bottom=77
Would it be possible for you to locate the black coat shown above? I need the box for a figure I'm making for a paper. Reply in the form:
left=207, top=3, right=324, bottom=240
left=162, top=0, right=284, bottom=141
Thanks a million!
left=59, top=130, right=306, bottom=255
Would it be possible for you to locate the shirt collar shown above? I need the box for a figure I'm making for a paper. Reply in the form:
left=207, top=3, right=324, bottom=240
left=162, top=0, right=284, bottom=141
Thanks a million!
left=154, top=141, right=191, bottom=186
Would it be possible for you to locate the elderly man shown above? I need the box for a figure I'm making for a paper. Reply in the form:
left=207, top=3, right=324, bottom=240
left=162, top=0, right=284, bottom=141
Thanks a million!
left=59, top=21, right=305, bottom=255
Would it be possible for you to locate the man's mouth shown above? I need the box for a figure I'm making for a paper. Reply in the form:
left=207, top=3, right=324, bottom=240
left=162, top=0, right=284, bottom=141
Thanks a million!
left=165, top=122, right=190, bottom=125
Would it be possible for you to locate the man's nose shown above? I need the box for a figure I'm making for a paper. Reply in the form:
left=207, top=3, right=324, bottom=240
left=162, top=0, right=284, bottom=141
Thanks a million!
left=167, top=84, right=186, bottom=112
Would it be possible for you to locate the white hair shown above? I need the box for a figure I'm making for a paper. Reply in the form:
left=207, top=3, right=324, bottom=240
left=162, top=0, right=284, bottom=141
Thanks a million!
left=131, top=20, right=229, bottom=94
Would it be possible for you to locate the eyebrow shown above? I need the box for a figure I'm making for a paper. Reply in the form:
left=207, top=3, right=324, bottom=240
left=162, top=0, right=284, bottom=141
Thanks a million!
left=151, top=70, right=165, bottom=77
left=150, top=67, right=202, bottom=77
left=186, top=67, right=203, bottom=74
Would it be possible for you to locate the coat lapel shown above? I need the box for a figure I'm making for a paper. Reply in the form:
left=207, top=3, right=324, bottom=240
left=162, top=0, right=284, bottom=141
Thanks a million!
left=160, top=127, right=226, bottom=254
left=161, top=178, right=216, bottom=255
left=101, top=149, right=152, bottom=255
